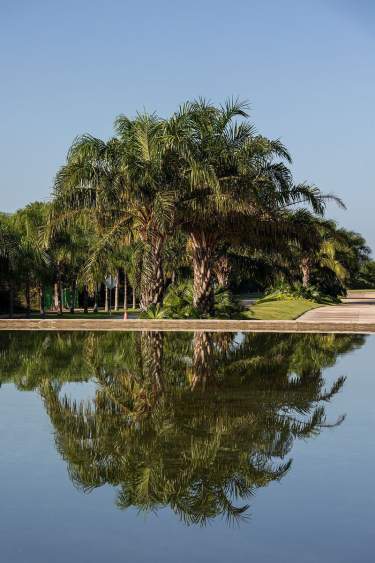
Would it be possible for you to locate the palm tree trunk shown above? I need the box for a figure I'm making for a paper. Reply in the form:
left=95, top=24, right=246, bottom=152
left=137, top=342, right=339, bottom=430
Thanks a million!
left=140, top=234, right=165, bottom=311
left=9, top=281, right=14, bottom=318
left=215, top=255, right=231, bottom=289
left=114, top=270, right=119, bottom=311
left=190, top=331, right=214, bottom=391
left=93, top=284, right=99, bottom=313
left=190, top=232, right=215, bottom=315
left=132, top=285, right=136, bottom=309
left=123, top=270, right=128, bottom=311
left=39, top=285, right=45, bottom=318
left=69, top=280, right=76, bottom=314
left=53, top=282, right=59, bottom=311
left=301, top=257, right=311, bottom=288
left=83, top=284, right=89, bottom=314
left=57, top=265, right=63, bottom=316
left=25, top=278, right=31, bottom=318
left=104, top=286, right=109, bottom=312
left=141, top=331, right=164, bottom=392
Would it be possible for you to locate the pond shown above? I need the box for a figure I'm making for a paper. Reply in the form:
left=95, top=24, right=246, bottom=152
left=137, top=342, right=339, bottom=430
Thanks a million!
left=0, top=331, right=374, bottom=562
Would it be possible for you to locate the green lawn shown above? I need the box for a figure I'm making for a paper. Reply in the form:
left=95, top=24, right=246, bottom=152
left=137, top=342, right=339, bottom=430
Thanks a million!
left=8, top=300, right=328, bottom=321
left=242, top=297, right=323, bottom=320
left=348, top=289, right=375, bottom=293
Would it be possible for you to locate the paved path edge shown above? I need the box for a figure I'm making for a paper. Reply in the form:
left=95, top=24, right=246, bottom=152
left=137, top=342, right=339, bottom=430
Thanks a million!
left=1, top=318, right=375, bottom=333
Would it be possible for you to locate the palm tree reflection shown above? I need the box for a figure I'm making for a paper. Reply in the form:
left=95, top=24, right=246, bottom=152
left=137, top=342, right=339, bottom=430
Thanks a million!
left=13, top=330, right=362, bottom=526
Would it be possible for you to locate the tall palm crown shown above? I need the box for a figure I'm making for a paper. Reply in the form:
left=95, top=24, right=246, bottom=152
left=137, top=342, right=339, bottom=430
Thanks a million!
left=114, top=113, right=187, bottom=308
left=169, top=99, right=336, bottom=313
left=52, top=114, right=185, bottom=309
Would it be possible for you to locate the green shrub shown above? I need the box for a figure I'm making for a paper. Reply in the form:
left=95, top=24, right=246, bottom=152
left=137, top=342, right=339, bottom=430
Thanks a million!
left=154, top=282, right=245, bottom=319
left=260, top=281, right=340, bottom=304
left=139, top=304, right=166, bottom=319
left=162, top=282, right=200, bottom=318
left=214, top=288, right=244, bottom=318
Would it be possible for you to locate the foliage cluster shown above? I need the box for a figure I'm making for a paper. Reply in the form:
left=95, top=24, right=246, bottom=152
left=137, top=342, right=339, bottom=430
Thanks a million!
left=261, top=281, right=341, bottom=304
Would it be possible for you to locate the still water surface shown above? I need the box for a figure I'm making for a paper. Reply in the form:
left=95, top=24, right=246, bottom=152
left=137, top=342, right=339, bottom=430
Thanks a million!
left=0, top=331, right=374, bottom=562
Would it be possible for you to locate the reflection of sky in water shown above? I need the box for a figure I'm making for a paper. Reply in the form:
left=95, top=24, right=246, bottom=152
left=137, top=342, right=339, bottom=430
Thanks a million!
left=59, top=381, right=98, bottom=404
left=234, top=332, right=245, bottom=346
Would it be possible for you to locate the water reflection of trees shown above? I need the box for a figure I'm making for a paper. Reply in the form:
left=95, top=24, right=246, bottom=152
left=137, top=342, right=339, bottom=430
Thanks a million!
left=0, top=331, right=365, bottom=525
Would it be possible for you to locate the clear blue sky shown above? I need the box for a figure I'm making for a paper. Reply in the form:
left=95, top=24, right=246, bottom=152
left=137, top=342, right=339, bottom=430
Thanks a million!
left=1, top=0, right=374, bottom=247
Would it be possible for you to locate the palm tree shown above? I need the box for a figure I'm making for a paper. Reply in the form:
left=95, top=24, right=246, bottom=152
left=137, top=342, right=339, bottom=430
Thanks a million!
left=12, top=202, right=51, bottom=316
left=45, top=212, right=97, bottom=314
left=0, top=215, right=19, bottom=317
left=52, top=113, right=186, bottom=311
left=334, top=228, right=371, bottom=286
left=170, top=98, right=339, bottom=314
left=0, top=206, right=51, bottom=317
left=285, top=216, right=350, bottom=289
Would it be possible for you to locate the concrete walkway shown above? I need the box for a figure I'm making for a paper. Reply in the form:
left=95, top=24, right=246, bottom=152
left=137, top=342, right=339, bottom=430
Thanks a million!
left=298, top=291, right=375, bottom=323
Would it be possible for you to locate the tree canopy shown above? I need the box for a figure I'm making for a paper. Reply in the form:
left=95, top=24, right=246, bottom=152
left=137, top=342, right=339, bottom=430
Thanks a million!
left=1, top=98, right=374, bottom=317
